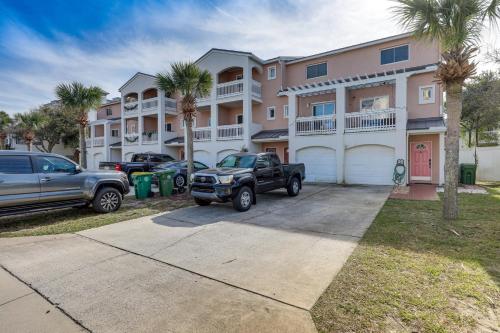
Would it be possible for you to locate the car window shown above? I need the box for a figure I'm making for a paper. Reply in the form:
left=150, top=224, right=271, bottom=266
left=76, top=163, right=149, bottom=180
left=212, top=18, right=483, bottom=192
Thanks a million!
left=270, top=154, right=281, bottom=167
left=194, top=162, right=208, bottom=169
left=0, top=156, right=33, bottom=174
left=34, top=156, right=76, bottom=173
left=218, top=155, right=257, bottom=168
left=180, top=162, right=188, bottom=168
left=133, top=154, right=148, bottom=162
left=159, top=155, right=174, bottom=162
left=255, top=155, right=271, bottom=168
left=156, top=162, right=177, bottom=169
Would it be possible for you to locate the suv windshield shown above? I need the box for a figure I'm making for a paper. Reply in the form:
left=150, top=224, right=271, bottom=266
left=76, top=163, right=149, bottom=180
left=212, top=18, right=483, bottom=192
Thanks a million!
left=218, top=155, right=256, bottom=168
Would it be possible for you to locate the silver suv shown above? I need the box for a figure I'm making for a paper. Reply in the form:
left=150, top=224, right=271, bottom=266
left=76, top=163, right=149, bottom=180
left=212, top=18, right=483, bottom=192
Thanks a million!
left=0, top=151, right=130, bottom=216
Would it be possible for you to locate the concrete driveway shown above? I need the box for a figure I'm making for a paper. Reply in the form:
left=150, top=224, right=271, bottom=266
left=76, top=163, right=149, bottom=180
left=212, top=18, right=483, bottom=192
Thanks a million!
left=0, top=185, right=390, bottom=332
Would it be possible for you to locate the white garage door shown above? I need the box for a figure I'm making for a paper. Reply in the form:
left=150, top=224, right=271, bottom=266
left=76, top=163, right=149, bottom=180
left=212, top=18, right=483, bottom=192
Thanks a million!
left=194, top=150, right=212, bottom=167
left=345, top=145, right=394, bottom=185
left=217, top=149, right=239, bottom=163
left=296, top=147, right=336, bottom=182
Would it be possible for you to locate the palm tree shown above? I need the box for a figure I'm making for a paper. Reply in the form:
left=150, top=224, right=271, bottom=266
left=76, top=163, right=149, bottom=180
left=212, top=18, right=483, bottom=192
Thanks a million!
left=14, top=111, right=45, bottom=152
left=0, top=111, right=12, bottom=150
left=393, top=0, right=499, bottom=220
left=56, top=82, right=104, bottom=168
left=156, top=62, right=212, bottom=184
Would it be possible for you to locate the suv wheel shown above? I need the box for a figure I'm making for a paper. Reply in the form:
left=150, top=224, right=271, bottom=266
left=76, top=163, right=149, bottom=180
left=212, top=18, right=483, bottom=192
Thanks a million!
left=93, top=187, right=122, bottom=213
left=233, top=186, right=253, bottom=212
left=287, top=177, right=300, bottom=197
left=174, top=175, right=186, bottom=188
left=194, top=197, right=211, bottom=206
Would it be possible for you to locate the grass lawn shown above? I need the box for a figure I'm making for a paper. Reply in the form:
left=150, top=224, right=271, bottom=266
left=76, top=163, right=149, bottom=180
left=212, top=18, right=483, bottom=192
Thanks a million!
left=312, top=183, right=500, bottom=333
left=0, top=194, right=194, bottom=238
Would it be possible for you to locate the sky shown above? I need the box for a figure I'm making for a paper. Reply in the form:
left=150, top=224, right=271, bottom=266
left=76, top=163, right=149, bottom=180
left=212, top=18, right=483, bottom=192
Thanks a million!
left=0, top=0, right=498, bottom=115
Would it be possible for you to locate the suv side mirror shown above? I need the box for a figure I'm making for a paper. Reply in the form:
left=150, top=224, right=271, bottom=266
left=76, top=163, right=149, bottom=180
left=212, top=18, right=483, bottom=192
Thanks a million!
left=74, top=165, right=82, bottom=173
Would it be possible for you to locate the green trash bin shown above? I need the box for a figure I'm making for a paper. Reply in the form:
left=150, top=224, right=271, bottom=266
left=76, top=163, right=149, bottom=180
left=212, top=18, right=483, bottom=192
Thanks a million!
left=155, top=169, right=175, bottom=197
left=132, top=172, right=154, bottom=199
left=460, top=164, right=477, bottom=185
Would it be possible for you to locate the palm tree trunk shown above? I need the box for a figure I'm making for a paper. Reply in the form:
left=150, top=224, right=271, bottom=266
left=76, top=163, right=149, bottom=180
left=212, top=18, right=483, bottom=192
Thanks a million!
left=443, top=82, right=462, bottom=220
left=27, top=139, right=32, bottom=152
left=79, top=124, right=87, bottom=168
left=0, top=137, right=4, bottom=150
left=186, top=119, right=194, bottom=186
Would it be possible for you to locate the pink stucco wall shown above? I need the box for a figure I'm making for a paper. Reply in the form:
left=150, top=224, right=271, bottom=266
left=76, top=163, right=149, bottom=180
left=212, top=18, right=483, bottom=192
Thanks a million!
left=97, top=101, right=121, bottom=120
left=94, top=125, right=104, bottom=137
left=218, top=104, right=243, bottom=126
left=407, top=72, right=442, bottom=119
left=260, top=141, right=289, bottom=163
left=143, top=117, right=158, bottom=132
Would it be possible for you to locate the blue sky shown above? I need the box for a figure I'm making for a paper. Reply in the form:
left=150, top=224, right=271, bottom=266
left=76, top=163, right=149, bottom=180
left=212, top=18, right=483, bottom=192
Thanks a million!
left=0, top=0, right=497, bottom=115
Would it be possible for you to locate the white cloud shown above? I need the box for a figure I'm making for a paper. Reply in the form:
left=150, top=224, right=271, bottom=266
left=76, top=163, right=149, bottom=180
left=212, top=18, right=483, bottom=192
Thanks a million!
left=0, top=0, right=497, bottom=115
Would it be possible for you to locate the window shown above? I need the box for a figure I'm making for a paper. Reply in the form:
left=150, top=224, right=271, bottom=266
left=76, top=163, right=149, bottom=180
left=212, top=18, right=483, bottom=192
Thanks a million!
left=0, top=156, right=33, bottom=174
left=360, top=96, right=389, bottom=111
left=208, top=118, right=211, bottom=127
left=34, top=156, right=76, bottom=174
left=235, top=74, right=243, bottom=80
left=194, top=162, right=208, bottom=169
left=255, top=155, right=271, bottom=168
left=106, top=108, right=112, bottom=116
left=236, top=114, right=243, bottom=124
left=283, top=105, right=289, bottom=118
left=149, top=154, right=175, bottom=163
left=165, top=123, right=172, bottom=132
left=265, top=147, right=277, bottom=153
left=270, top=154, right=281, bottom=167
left=267, top=106, right=276, bottom=120
left=419, top=85, right=435, bottom=104
left=218, top=155, right=256, bottom=168
left=267, top=65, right=277, bottom=80
left=380, top=45, right=409, bottom=65
left=306, top=62, right=327, bottom=79
left=111, top=129, right=119, bottom=137
left=312, top=102, right=335, bottom=116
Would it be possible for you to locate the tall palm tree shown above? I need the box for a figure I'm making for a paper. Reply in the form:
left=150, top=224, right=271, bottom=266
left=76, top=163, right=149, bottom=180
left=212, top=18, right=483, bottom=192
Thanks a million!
left=393, top=0, right=499, bottom=220
left=156, top=62, right=212, bottom=184
left=0, top=111, right=12, bottom=150
left=14, top=111, right=45, bottom=152
left=56, top=82, right=104, bottom=168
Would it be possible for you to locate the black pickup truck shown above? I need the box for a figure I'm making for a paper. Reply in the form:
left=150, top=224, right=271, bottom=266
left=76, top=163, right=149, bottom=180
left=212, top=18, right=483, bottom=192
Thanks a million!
left=100, top=153, right=175, bottom=184
left=190, top=152, right=305, bottom=211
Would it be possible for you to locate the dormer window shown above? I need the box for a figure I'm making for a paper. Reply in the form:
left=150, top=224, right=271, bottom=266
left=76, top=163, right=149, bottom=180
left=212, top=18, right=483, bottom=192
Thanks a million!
left=381, top=45, right=409, bottom=65
left=306, top=62, right=327, bottom=79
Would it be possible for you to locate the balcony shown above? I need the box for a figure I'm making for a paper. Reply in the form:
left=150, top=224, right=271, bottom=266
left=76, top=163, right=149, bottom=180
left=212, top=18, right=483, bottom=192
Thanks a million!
left=142, top=97, right=158, bottom=112
left=296, top=116, right=336, bottom=136
left=345, top=108, right=396, bottom=133
left=93, top=136, right=105, bottom=147
left=124, top=133, right=139, bottom=145
left=193, top=127, right=211, bottom=141
left=217, top=79, right=243, bottom=98
left=217, top=124, right=243, bottom=140
left=251, top=80, right=262, bottom=99
left=142, top=130, right=158, bottom=144
left=165, top=97, right=177, bottom=114
left=124, top=101, right=139, bottom=115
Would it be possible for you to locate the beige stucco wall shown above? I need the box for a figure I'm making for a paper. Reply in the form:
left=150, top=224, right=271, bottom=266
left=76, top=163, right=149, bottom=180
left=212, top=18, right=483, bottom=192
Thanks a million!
left=408, top=133, right=440, bottom=184
left=143, top=117, right=157, bottom=131
left=94, top=125, right=104, bottom=137
left=407, top=72, right=442, bottom=119
left=97, top=102, right=121, bottom=120
left=196, top=109, right=211, bottom=127
left=218, top=105, right=243, bottom=126
left=218, top=68, right=243, bottom=83
left=260, top=141, right=289, bottom=163
left=347, top=85, right=395, bottom=113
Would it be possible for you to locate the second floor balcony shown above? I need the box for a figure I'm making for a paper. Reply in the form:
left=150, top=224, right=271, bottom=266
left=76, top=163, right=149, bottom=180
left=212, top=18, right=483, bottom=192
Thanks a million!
left=212, top=79, right=262, bottom=101
left=142, top=130, right=158, bottom=144
left=193, top=127, right=211, bottom=142
left=142, top=97, right=158, bottom=112
left=217, top=124, right=243, bottom=140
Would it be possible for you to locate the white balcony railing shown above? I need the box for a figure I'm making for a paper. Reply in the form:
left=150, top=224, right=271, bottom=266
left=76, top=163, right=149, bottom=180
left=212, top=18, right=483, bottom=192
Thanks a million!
left=217, top=124, right=243, bottom=140
left=124, top=101, right=138, bottom=114
left=93, top=136, right=105, bottom=147
left=142, top=97, right=158, bottom=111
left=252, top=80, right=262, bottom=99
left=142, top=131, right=158, bottom=143
left=217, top=79, right=244, bottom=98
left=296, top=116, right=336, bottom=135
left=165, top=97, right=177, bottom=112
left=109, top=136, right=121, bottom=145
left=193, top=127, right=211, bottom=141
left=124, top=133, right=139, bottom=145
left=345, top=108, right=396, bottom=133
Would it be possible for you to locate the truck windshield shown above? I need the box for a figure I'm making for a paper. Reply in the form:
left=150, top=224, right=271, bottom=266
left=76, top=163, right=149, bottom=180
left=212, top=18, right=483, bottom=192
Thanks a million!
left=218, top=155, right=256, bottom=168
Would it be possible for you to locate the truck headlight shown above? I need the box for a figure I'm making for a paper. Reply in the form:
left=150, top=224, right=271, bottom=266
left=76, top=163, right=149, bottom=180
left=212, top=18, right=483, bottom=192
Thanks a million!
left=218, top=175, right=234, bottom=184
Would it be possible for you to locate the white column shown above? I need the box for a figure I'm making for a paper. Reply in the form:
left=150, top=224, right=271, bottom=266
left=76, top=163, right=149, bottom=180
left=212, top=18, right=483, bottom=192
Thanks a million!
left=395, top=75, right=408, bottom=182
left=242, top=60, right=253, bottom=151
left=439, top=132, right=445, bottom=185
left=138, top=93, right=143, bottom=145
left=120, top=96, right=126, bottom=161
left=104, top=122, right=110, bottom=160
left=158, top=90, right=166, bottom=152
left=336, top=85, right=346, bottom=184
left=210, top=102, right=218, bottom=143
left=288, top=93, right=297, bottom=163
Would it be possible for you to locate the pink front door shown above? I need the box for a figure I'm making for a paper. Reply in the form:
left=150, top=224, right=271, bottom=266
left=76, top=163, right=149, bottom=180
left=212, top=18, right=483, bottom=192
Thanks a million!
left=411, top=142, right=432, bottom=181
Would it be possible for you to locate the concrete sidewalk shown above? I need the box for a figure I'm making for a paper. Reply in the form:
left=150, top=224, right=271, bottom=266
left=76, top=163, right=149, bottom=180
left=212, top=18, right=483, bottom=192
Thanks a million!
left=0, top=267, right=86, bottom=333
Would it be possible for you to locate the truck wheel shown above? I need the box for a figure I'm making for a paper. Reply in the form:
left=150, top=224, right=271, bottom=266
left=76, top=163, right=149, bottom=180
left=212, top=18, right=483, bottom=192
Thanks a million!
left=194, top=197, right=211, bottom=206
left=93, top=187, right=122, bottom=213
left=233, top=186, right=253, bottom=212
left=287, top=177, right=300, bottom=197
left=174, top=175, right=186, bottom=188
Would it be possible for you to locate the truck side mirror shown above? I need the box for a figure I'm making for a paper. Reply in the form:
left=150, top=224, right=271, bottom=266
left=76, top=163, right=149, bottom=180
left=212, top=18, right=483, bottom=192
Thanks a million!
left=74, top=165, right=82, bottom=173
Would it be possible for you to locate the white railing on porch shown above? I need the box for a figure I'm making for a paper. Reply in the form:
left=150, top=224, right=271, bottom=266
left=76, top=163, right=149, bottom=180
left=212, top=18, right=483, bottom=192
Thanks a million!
left=93, top=137, right=105, bottom=147
left=252, top=80, right=262, bottom=99
left=217, top=124, right=243, bottom=140
left=165, top=97, right=177, bottom=111
left=296, top=116, right=336, bottom=135
left=142, top=131, right=158, bottom=143
left=217, top=79, right=244, bottom=98
left=109, top=136, right=121, bottom=145
left=142, top=97, right=158, bottom=111
left=345, top=108, right=396, bottom=133
left=193, top=127, right=211, bottom=141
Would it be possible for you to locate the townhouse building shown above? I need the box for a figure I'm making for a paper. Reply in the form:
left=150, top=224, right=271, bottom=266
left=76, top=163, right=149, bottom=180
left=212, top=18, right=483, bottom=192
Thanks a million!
left=86, top=32, right=446, bottom=185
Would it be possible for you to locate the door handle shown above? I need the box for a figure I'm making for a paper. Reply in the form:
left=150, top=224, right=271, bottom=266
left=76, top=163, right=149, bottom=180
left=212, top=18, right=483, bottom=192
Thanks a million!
left=40, top=177, right=52, bottom=182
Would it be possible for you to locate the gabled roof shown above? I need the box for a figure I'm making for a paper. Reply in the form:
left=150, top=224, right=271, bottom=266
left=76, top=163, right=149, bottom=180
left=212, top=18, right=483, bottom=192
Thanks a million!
left=195, top=48, right=265, bottom=65
left=118, top=72, right=156, bottom=92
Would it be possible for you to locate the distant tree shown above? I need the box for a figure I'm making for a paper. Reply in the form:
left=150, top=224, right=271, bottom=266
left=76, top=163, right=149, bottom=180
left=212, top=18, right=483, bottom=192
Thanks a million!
left=486, top=48, right=500, bottom=64
left=156, top=62, right=212, bottom=183
left=0, top=111, right=12, bottom=150
left=461, top=71, right=500, bottom=147
left=14, top=111, right=45, bottom=152
left=33, top=105, right=79, bottom=153
left=56, top=82, right=104, bottom=168
left=393, top=0, right=500, bottom=220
